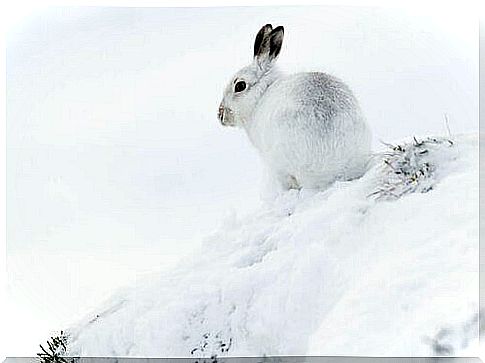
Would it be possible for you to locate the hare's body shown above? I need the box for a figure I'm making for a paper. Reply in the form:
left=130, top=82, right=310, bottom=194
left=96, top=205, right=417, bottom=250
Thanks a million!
left=245, top=72, right=371, bottom=189
left=218, top=24, right=372, bottom=190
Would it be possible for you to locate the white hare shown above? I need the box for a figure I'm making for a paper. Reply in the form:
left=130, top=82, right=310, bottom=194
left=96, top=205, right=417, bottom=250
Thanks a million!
left=218, top=24, right=372, bottom=190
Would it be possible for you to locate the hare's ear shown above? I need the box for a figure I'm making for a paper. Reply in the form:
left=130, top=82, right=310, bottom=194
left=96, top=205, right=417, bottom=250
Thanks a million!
left=254, top=24, right=273, bottom=61
left=254, top=25, right=284, bottom=68
left=268, top=26, right=284, bottom=61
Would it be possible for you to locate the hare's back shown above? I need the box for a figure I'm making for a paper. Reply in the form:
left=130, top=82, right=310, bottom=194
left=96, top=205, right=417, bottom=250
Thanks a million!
left=274, top=72, right=360, bottom=115
left=263, top=72, right=359, bottom=124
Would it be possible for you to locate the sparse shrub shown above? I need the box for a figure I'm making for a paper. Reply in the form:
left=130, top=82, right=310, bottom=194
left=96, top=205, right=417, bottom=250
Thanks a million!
left=190, top=331, right=233, bottom=359
left=37, top=331, right=72, bottom=363
left=370, top=137, right=453, bottom=200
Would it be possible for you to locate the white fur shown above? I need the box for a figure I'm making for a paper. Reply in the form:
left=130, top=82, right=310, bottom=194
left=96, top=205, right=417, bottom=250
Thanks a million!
left=218, top=26, right=372, bottom=190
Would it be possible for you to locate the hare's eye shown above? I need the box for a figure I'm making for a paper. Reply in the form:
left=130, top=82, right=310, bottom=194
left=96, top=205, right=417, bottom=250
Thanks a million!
left=234, top=80, right=246, bottom=93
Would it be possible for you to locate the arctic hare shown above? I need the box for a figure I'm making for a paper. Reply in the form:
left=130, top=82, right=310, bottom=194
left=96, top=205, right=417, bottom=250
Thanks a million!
left=218, top=24, right=372, bottom=190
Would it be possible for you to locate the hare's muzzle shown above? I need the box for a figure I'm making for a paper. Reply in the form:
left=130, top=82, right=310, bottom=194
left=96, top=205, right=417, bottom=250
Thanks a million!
left=218, top=103, right=225, bottom=124
left=218, top=103, right=236, bottom=126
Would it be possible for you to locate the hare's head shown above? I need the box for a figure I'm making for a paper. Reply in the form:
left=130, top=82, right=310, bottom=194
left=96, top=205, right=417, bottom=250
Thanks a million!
left=218, top=24, right=284, bottom=127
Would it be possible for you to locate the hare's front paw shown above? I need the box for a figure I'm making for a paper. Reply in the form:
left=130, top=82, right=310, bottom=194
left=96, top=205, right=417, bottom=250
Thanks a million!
left=279, top=174, right=300, bottom=191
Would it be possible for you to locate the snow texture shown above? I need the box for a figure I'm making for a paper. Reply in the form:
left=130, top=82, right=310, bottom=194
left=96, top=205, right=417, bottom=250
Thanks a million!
left=66, top=133, right=478, bottom=357
left=6, top=7, right=478, bottom=356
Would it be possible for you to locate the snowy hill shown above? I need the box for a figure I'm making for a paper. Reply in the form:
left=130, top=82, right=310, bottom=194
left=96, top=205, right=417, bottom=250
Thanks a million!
left=66, top=134, right=478, bottom=357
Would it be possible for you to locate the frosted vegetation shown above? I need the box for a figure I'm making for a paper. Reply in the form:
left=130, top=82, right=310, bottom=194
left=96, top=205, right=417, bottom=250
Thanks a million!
left=64, top=134, right=478, bottom=357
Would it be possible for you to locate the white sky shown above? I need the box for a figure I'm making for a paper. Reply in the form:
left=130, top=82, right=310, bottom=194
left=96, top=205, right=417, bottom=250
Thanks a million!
left=4, top=3, right=480, bottom=357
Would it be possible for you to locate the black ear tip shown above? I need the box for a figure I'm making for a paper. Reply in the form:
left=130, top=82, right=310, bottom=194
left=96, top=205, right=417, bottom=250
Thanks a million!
left=260, top=24, right=273, bottom=32
left=273, top=25, right=284, bottom=34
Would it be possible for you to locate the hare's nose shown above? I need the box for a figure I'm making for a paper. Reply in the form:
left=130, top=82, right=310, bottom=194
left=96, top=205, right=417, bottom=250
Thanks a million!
left=218, top=103, right=225, bottom=123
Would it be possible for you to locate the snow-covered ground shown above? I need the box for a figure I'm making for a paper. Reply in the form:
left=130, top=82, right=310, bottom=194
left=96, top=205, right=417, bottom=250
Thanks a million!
left=6, top=5, right=478, bottom=356
left=67, top=134, right=478, bottom=356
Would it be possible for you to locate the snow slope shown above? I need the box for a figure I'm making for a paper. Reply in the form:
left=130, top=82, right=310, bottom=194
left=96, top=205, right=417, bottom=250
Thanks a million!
left=66, top=133, right=478, bottom=357
left=7, top=6, right=478, bottom=356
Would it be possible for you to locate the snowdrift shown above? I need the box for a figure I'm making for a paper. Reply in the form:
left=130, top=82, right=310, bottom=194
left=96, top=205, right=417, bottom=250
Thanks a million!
left=66, top=134, right=479, bottom=357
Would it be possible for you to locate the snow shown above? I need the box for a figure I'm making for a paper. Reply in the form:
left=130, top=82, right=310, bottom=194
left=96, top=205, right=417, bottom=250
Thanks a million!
left=6, top=5, right=478, bottom=356
left=67, top=134, right=478, bottom=357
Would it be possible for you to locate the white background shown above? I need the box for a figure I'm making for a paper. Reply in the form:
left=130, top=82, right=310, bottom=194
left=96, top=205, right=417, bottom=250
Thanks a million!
left=1, top=0, right=482, bottom=360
